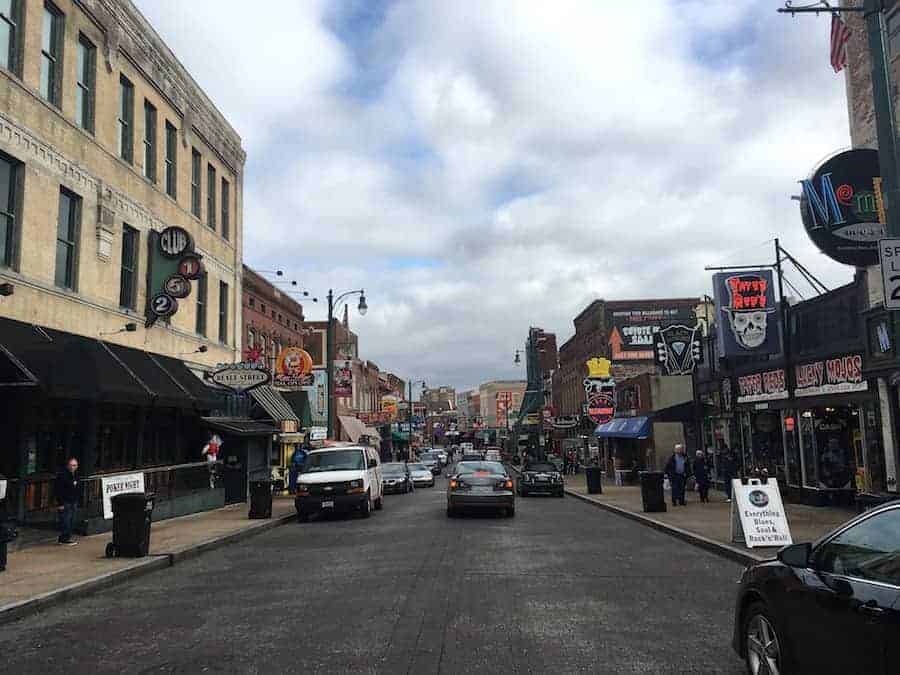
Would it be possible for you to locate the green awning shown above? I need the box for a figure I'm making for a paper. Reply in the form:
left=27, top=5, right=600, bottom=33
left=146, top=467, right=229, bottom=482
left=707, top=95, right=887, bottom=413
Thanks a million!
left=392, top=431, right=409, bottom=442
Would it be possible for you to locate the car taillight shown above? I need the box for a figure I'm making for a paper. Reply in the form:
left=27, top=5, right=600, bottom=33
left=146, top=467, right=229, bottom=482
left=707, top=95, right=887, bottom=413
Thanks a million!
left=449, top=479, right=458, bottom=489
left=495, top=479, right=513, bottom=490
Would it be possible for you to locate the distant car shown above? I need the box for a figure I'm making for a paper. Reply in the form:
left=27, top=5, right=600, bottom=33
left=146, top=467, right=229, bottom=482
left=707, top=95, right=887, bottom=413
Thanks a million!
left=433, top=448, right=449, bottom=466
left=381, top=462, right=413, bottom=494
left=446, top=461, right=515, bottom=518
left=418, top=451, right=442, bottom=475
left=461, top=451, right=484, bottom=462
left=732, top=500, right=900, bottom=675
left=407, top=462, right=435, bottom=487
left=518, top=461, right=564, bottom=497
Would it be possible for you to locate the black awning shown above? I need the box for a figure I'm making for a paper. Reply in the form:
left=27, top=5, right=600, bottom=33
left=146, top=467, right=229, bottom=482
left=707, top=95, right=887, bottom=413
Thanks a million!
left=152, top=355, right=221, bottom=411
left=0, top=343, right=39, bottom=386
left=200, top=417, right=278, bottom=437
left=0, top=317, right=152, bottom=404
left=107, top=344, right=194, bottom=408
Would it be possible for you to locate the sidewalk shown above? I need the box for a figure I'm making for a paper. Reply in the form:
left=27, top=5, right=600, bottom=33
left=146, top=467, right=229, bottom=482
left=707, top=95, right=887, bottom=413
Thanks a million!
left=1, top=496, right=296, bottom=624
left=563, top=473, right=851, bottom=562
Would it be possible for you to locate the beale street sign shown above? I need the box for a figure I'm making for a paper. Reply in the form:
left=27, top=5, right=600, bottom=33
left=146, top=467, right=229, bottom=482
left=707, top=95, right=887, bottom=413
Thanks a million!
left=210, top=362, right=270, bottom=393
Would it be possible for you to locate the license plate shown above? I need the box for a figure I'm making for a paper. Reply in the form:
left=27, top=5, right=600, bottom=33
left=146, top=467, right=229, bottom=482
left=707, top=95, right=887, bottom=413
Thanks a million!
left=321, top=500, right=334, bottom=508
left=472, top=486, right=493, bottom=494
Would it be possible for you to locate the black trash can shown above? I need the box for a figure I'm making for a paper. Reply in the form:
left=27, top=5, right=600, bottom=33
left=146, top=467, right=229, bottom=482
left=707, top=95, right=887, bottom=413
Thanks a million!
left=106, top=492, right=155, bottom=558
left=584, top=466, right=603, bottom=495
left=639, top=471, right=667, bottom=513
left=0, top=519, right=15, bottom=572
left=249, top=479, right=273, bottom=519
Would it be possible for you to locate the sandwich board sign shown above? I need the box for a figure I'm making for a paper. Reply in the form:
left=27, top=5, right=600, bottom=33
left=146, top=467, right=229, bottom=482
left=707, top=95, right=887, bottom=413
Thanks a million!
left=730, top=479, right=792, bottom=548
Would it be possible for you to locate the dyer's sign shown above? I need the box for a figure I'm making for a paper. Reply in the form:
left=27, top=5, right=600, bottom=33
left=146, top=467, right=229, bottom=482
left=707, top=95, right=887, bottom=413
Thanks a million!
left=800, top=148, right=884, bottom=267
left=736, top=369, right=788, bottom=404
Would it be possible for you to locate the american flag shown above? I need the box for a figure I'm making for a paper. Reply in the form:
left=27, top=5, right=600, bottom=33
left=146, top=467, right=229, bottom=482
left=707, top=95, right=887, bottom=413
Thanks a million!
left=831, top=12, right=851, bottom=73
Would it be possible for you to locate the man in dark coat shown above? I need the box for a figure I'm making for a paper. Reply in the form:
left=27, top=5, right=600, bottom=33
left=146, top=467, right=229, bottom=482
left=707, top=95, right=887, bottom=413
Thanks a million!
left=55, top=457, right=81, bottom=545
left=693, top=450, right=711, bottom=503
left=664, top=444, right=691, bottom=507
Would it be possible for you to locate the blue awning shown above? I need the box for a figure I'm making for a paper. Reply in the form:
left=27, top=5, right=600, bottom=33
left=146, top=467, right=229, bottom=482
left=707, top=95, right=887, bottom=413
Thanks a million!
left=594, top=416, right=652, bottom=439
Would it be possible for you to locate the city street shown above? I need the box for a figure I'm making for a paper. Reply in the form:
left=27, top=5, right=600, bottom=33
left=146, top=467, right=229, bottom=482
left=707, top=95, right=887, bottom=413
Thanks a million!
left=2, top=471, right=745, bottom=674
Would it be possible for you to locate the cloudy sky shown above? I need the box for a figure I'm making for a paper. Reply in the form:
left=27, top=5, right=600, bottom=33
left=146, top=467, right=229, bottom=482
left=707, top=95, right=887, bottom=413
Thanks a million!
left=135, top=0, right=853, bottom=392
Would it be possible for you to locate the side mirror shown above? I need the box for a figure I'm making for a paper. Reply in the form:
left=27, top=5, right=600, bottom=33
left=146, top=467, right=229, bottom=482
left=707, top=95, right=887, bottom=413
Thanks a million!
left=368, top=459, right=377, bottom=469
left=777, top=542, right=812, bottom=568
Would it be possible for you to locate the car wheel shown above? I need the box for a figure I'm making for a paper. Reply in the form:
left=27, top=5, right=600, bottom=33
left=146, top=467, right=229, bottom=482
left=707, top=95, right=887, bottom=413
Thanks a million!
left=375, top=495, right=384, bottom=510
left=505, top=507, right=515, bottom=518
left=743, top=602, right=784, bottom=675
left=360, top=493, right=372, bottom=518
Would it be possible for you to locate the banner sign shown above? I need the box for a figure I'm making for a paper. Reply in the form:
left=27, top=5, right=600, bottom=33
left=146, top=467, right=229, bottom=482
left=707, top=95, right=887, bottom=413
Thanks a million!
left=795, top=354, right=867, bottom=397
left=495, top=391, right=514, bottom=428
left=273, top=347, right=314, bottom=389
left=653, top=324, right=702, bottom=375
left=713, top=270, right=780, bottom=356
left=730, top=479, right=792, bottom=548
left=584, top=357, right=616, bottom=424
left=608, top=304, right=696, bottom=361
left=101, top=472, right=145, bottom=520
left=334, top=361, right=353, bottom=397
left=736, top=369, right=788, bottom=403
left=799, top=148, right=883, bottom=267
left=211, top=362, right=270, bottom=393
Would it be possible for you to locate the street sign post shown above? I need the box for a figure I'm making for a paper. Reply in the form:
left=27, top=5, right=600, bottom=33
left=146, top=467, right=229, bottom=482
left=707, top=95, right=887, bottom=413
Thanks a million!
left=879, top=238, right=900, bottom=310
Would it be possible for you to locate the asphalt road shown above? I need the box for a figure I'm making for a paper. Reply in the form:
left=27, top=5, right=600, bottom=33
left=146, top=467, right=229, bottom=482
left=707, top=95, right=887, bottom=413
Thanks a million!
left=1, top=469, right=747, bottom=674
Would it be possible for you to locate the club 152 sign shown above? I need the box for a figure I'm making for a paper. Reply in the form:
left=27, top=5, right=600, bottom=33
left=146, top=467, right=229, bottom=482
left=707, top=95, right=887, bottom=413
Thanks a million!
left=145, top=226, right=205, bottom=328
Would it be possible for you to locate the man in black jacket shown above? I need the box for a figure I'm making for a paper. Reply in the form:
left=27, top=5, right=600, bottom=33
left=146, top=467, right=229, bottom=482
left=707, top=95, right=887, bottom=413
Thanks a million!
left=664, top=444, right=691, bottom=507
left=55, top=457, right=81, bottom=545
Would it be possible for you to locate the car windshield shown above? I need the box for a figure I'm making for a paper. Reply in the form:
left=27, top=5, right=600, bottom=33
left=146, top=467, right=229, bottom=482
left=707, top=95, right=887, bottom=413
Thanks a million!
left=407, top=463, right=426, bottom=471
left=382, top=463, right=406, bottom=475
left=526, top=463, right=556, bottom=472
left=419, top=452, right=436, bottom=460
left=456, top=461, right=505, bottom=476
left=303, top=450, right=365, bottom=473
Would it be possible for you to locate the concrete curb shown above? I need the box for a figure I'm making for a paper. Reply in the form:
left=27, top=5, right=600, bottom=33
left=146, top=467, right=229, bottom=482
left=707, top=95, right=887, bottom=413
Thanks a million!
left=0, top=511, right=296, bottom=626
left=509, top=463, right=763, bottom=566
left=563, top=488, right=765, bottom=566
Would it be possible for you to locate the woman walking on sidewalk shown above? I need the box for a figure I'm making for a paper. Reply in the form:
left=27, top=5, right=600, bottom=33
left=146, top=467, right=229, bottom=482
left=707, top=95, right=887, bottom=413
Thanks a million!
left=693, top=450, right=710, bottom=503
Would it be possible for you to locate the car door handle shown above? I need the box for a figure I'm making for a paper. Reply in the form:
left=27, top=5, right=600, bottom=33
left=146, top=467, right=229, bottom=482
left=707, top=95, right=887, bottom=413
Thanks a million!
left=858, top=602, right=886, bottom=617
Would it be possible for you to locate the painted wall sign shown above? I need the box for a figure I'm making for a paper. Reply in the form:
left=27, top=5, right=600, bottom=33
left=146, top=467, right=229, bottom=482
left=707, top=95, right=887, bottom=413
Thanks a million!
left=794, top=353, right=867, bottom=397
left=101, top=472, right=145, bottom=520
left=608, top=305, right=697, bottom=361
left=210, top=362, right=270, bottom=392
left=736, top=369, right=788, bottom=403
left=713, top=270, right=781, bottom=356
left=799, top=148, right=883, bottom=267
left=653, top=324, right=702, bottom=375
left=273, top=347, right=314, bottom=389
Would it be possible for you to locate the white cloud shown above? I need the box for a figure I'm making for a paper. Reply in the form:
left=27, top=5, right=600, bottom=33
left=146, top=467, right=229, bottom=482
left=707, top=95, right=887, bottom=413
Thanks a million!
left=135, top=0, right=853, bottom=391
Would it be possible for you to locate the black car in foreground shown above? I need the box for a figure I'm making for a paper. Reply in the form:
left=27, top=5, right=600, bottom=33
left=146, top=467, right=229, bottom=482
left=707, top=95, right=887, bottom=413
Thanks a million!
left=732, top=500, right=900, bottom=675
left=447, top=461, right=514, bottom=518
left=381, top=462, right=412, bottom=494
left=518, top=461, right=564, bottom=497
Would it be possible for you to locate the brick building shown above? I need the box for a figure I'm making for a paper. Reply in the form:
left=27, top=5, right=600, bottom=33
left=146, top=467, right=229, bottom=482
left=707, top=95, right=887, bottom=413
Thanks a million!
left=241, top=265, right=306, bottom=372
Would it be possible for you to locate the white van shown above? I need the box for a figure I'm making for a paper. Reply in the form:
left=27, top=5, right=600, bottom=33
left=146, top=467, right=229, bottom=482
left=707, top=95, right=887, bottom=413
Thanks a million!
left=294, top=446, right=384, bottom=521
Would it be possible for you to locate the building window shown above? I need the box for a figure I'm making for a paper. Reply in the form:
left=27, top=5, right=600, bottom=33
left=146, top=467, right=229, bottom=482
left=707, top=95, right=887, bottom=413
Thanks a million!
left=0, top=0, right=21, bottom=76
left=248, top=296, right=255, bottom=308
left=119, top=225, right=138, bottom=309
left=55, top=189, right=80, bottom=290
left=206, top=164, right=216, bottom=230
left=164, top=121, right=177, bottom=199
left=75, top=34, right=95, bottom=132
left=260, top=303, right=265, bottom=313
left=143, top=100, right=157, bottom=182
left=196, top=272, right=207, bottom=336
left=118, top=75, right=134, bottom=163
left=247, top=329, right=255, bottom=349
left=40, top=2, right=63, bottom=106
left=191, top=148, right=201, bottom=217
left=0, top=152, right=20, bottom=269
left=218, top=281, right=229, bottom=343
left=221, top=178, right=230, bottom=240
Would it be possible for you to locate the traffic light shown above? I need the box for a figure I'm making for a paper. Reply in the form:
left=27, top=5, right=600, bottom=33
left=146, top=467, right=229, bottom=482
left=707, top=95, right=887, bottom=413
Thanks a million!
left=144, top=226, right=204, bottom=328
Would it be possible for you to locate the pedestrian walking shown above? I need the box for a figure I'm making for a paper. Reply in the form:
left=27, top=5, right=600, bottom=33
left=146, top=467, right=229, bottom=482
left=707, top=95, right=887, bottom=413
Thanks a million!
left=720, top=450, right=736, bottom=502
left=694, top=450, right=710, bottom=503
left=55, top=457, right=81, bottom=545
left=664, top=444, right=690, bottom=506
left=288, top=444, right=308, bottom=494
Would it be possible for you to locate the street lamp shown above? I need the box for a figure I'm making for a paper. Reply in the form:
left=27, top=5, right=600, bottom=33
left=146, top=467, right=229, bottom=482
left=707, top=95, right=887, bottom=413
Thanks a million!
left=326, top=288, right=368, bottom=440
left=514, top=349, right=522, bottom=365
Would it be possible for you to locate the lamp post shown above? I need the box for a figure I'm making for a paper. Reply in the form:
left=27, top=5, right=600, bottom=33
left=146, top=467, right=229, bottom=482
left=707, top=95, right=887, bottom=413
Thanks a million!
left=326, top=289, right=368, bottom=440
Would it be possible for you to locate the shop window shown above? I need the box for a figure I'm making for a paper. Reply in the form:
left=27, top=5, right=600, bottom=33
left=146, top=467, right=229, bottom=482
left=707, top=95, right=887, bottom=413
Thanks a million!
left=96, top=404, right=138, bottom=472
left=782, top=411, right=802, bottom=487
left=142, top=409, right=177, bottom=466
left=800, top=412, right=817, bottom=488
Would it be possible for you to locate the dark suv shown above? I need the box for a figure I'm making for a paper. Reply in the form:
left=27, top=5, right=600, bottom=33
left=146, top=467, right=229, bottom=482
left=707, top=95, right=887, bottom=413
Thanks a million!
left=518, top=461, right=564, bottom=497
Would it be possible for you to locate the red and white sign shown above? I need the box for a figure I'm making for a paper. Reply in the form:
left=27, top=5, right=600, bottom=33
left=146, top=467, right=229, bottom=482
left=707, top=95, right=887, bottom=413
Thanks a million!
left=737, top=369, right=788, bottom=404
left=795, top=354, right=866, bottom=398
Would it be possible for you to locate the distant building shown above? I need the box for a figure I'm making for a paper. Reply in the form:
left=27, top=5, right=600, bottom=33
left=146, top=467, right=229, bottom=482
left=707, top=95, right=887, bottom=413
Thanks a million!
left=423, top=386, right=457, bottom=415
left=478, top=380, right=526, bottom=430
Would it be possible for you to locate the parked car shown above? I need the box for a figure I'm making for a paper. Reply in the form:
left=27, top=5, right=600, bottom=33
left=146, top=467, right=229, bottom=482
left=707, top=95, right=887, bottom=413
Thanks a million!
left=408, top=462, right=435, bottom=487
left=294, top=446, right=383, bottom=521
left=418, top=451, right=442, bottom=475
left=518, top=461, right=564, bottom=497
left=381, top=462, right=413, bottom=494
left=732, top=500, right=900, bottom=674
left=446, top=460, right=515, bottom=518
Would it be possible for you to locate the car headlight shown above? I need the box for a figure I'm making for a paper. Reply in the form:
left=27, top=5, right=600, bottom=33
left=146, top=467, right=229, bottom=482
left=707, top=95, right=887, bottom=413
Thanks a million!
left=349, top=480, right=361, bottom=488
